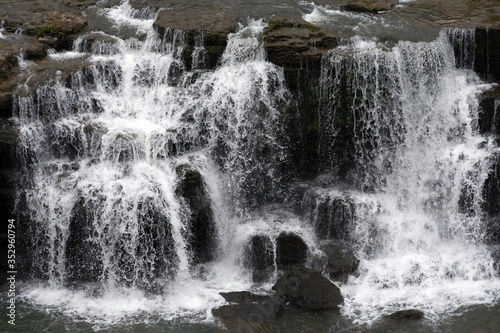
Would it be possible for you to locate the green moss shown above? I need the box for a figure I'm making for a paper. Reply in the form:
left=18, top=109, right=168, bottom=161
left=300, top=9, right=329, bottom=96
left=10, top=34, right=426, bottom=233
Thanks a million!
left=36, top=23, right=58, bottom=37
left=305, top=24, right=320, bottom=32
left=267, top=18, right=284, bottom=32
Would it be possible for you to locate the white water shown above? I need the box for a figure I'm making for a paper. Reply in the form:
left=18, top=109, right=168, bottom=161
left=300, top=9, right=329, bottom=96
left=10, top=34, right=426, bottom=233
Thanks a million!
left=319, top=34, right=500, bottom=324
left=14, top=1, right=297, bottom=327
left=12, top=0, right=500, bottom=329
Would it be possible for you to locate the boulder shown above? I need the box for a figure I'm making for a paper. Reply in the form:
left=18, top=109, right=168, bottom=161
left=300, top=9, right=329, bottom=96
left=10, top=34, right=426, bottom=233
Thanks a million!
left=388, top=309, right=424, bottom=320
left=244, top=234, right=275, bottom=282
left=212, top=291, right=282, bottom=332
left=272, top=265, right=343, bottom=311
left=276, top=232, right=308, bottom=268
left=176, top=166, right=217, bottom=264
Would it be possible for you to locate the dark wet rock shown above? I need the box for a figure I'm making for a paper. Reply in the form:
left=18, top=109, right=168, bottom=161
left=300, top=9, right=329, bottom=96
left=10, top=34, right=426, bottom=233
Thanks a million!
left=176, top=166, right=217, bottom=264
left=479, top=86, right=500, bottom=135
left=264, top=18, right=339, bottom=180
left=475, top=28, right=500, bottom=82
left=212, top=291, right=283, bottom=332
left=66, top=197, right=103, bottom=283
left=0, top=120, right=18, bottom=225
left=483, top=153, right=500, bottom=244
left=220, top=291, right=276, bottom=304
left=276, top=232, right=308, bottom=268
left=314, top=0, right=398, bottom=13
left=244, top=234, right=275, bottom=283
left=314, top=241, right=360, bottom=282
left=301, top=190, right=355, bottom=241
left=388, top=309, right=424, bottom=320
left=272, top=265, right=343, bottom=311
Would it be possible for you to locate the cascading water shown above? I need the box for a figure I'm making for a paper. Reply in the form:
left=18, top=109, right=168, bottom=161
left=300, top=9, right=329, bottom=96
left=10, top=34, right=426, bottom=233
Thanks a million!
left=318, top=33, right=500, bottom=324
left=13, top=2, right=298, bottom=326
left=7, top=0, right=500, bottom=331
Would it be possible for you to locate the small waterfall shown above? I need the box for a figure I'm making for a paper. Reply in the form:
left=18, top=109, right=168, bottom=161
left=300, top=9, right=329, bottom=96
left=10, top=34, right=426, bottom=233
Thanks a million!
left=319, top=32, right=500, bottom=324
left=446, top=27, right=476, bottom=69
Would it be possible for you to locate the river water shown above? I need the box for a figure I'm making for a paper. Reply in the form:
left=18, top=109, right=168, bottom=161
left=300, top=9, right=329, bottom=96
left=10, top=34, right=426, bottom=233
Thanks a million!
left=1, top=0, right=500, bottom=332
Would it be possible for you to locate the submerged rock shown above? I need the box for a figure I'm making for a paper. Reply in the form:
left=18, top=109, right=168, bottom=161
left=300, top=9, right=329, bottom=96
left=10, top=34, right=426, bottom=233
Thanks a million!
left=276, top=232, right=308, bottom=268
left=388, top=309, right=424, bottom=320
left=272, top=265, right=343, bottom=311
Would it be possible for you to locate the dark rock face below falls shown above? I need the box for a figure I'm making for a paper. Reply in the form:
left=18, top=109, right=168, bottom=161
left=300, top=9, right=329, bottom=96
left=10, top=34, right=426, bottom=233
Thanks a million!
left=273, top=265, right=344, bottom=311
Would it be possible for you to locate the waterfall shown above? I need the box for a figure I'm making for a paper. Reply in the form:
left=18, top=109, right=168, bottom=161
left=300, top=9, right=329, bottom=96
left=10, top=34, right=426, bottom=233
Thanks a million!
left=318, top=32, right=500, bottom=324
left=14, top=0, right=288, bottom=299
left=10, top=0, right=500, bottom=329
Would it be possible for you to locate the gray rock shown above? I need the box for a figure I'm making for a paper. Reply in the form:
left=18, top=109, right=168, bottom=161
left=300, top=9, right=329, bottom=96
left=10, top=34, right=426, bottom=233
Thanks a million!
left=272, top=265, right=343, bottom=311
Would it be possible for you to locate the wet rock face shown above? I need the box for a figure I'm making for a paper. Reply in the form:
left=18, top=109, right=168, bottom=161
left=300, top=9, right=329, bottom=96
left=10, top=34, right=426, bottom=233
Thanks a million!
left=272, top=265, right=343, bottom=311
left=0, top=121, right=18, bottom=222
left=66, top=197, right=103, bottom=283
left=483, top=153, right=500, bottom=244
left=276, top=232, right=308, bottom=268
left=176, top=166, right=217, bottom=264
left=244, top=234, right=275, bottom=282
left=475, top=28, right=500, bottom=82
left=479, top=86, right=500, bottom=135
